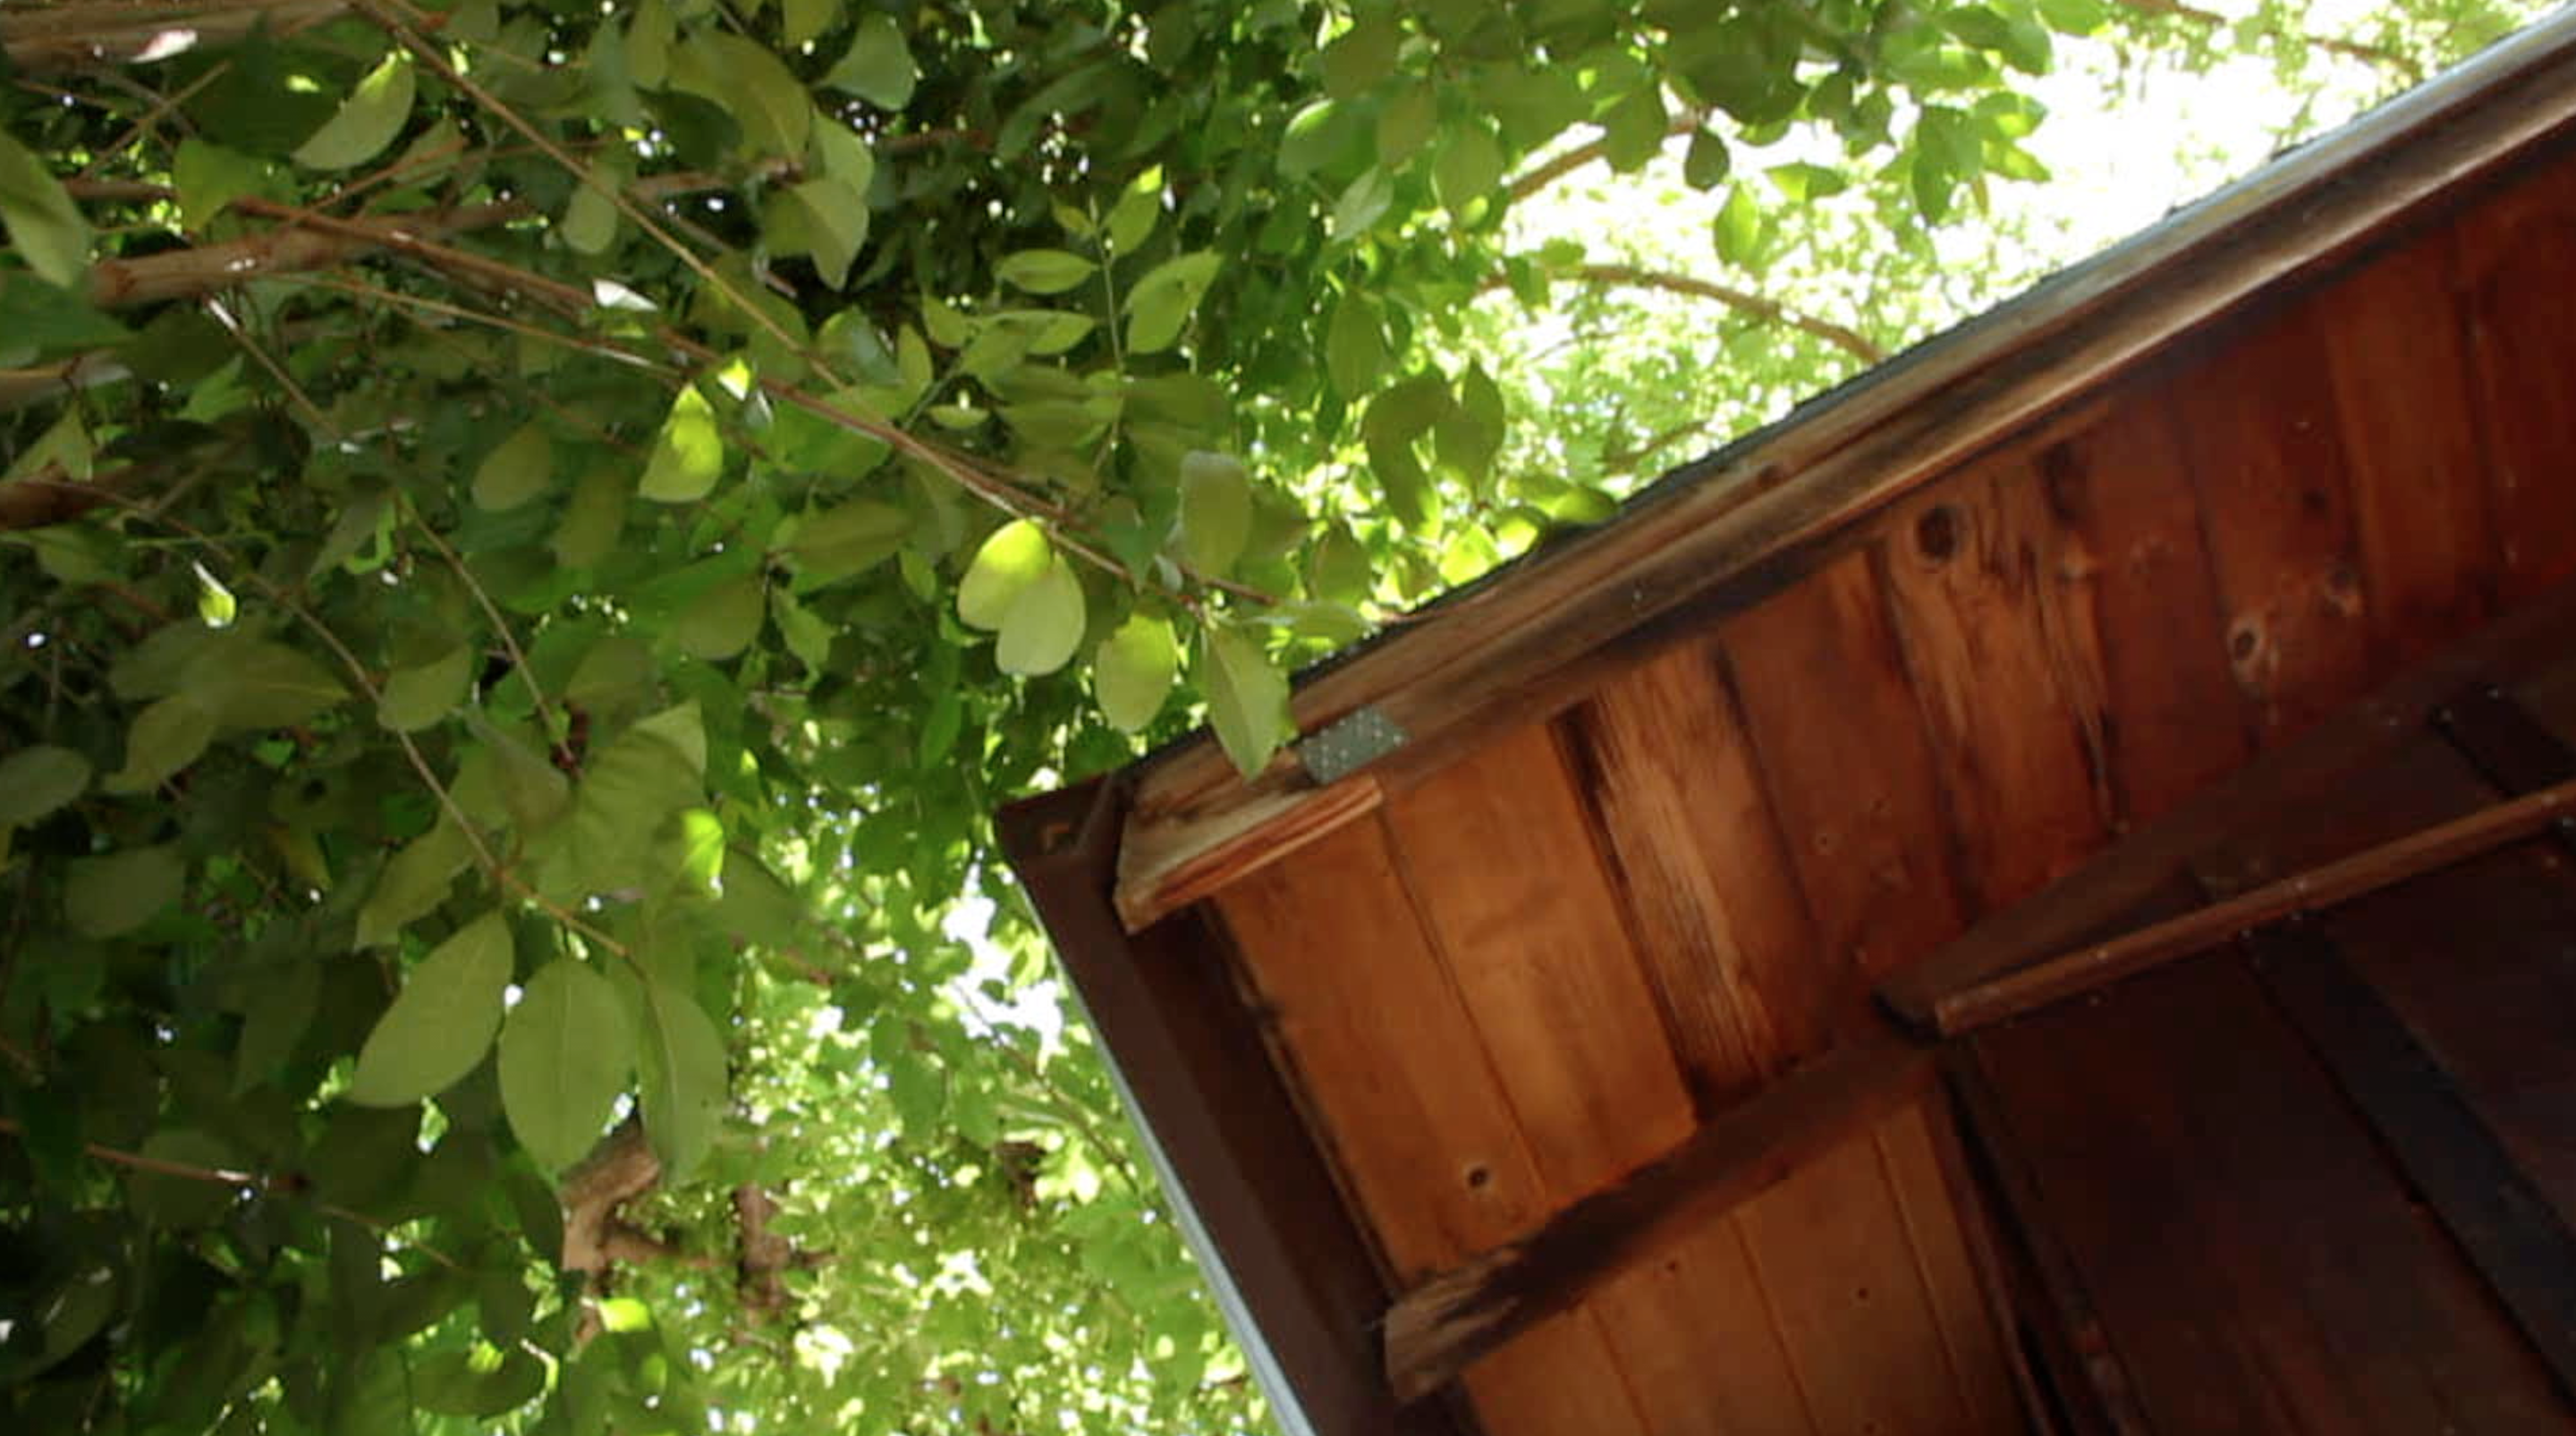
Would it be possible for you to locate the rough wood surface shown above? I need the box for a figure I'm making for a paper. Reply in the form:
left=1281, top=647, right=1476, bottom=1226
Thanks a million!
left=1380, top=1035, right=1933, bottom=1403
left=1110, top=18, right=2576, bottom=930
left=2456, top=150, right=2576, bottom=602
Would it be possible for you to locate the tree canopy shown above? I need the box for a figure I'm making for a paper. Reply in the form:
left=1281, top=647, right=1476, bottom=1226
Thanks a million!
left=0, top=0, right=2541, bottom=1432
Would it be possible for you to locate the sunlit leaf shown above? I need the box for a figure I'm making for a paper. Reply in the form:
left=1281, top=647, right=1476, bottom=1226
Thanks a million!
left=1095, top=615, right=1177, bottom=732
left=347, top=910, right=513, bottom=1106
left=292, top=53, right=417, bottom=171
left=957, top=519, right=1052, bottom=630
left=0, top=131, right=91, bottom=288
left=640, top=384, right=724, bottom=503
left=996, top=553, right=1085, bottom=676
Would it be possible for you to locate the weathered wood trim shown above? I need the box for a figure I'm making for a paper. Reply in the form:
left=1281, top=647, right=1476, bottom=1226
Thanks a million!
left=1378, top=1032, right=1934, bottom=1404
left=2240, top=921, right=2576, bottom=1401
left=1922, top=773, right=2576, bottom=1035
left=1879, top=575, right=2576, bottom=1026
left=1113, top=13, right=2576, bottom=931
left=995, top=779, right=1469, bottom=1436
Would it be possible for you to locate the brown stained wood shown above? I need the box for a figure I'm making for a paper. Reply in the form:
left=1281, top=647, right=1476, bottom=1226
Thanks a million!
left=1380, top=723, right=1699, bottom=1193
left=1213, top=815, right=1552, bottom=1282
left=1212, top=813, right=1653, bottom=1436
left=1586, top=1219, right=1818, bottom=1436
left=1982, top=958, right=2576, bottom=1432
left=1878, top=574, right=2576, bottom=1026
left=1110, top=24, right=2576, bottom=931
left=2029, top=384, right=2251, bottom=826
left=1556, top=639, right=1835, bottom=1110
left=2241, top=921, right=2576, bottom=1403
left=1381, top=1035, right=1935, bottom=1403
left=993, top=780, right=1471, bottom=1436
left=1730, top=553, right=1969, bottom=983
left=2324, top=232, right=2500, bottom=661
left=1928, top=773, right=2576, bottom=1035
left=1114, top=774, right=1383, bottom=932
left=1880, top=461, right=2113, bottom=915
left=2173, top=297, right=2377, bottom=742
left=2457, top=153, right=2576, bottom=601
left=1736, top=1113, right=1981, bottom=1436
left=1945, top=1049, right=2154, bottom=1434
left=1877, top=1099, right=2026, bottom=1432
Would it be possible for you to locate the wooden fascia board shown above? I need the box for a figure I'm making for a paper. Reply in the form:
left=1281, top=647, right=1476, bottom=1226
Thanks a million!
left=994, top=779, right=1470, bottom=1436
left=1379, top=1031, right=1936, bottom=1404
left=1112, top=10, right=2576, bottom=933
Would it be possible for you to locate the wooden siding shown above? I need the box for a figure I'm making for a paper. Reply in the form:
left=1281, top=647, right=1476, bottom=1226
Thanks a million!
left=1167, top=124, right=2576, bottom=1432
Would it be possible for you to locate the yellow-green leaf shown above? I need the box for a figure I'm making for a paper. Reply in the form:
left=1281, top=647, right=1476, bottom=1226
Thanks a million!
left=996, top=249, right=1097, bottom=296
left=636, top=980, right=726, bottom=1179
left=1200, top=627, right=1291, bottom=778
left=0, top=131, right=91, bottom=289
left=996, top=553, right=1084, bottom=677
left=673, top=575, right=765, bottom=661
left=957, top=519, right=1050, bottom=631
left=1177, top=450, right=1251, bottom=576
left=826, top=13, right=916, bottom=109
left=1094, top=615, right=1176, bottom=732
left=292, top=53, right=417, bottom=172
left=378, top=644, right=473, bottom=732
left=640, top=384, right=723, bottom=503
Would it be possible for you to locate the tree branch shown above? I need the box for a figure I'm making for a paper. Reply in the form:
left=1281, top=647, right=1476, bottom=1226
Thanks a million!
left=1504, top=107, right=1711, bottom=205
left=0, top=0, right=350, bottom=72
left=2111, top=0, right=2426, bottom=80
left=86, top=199, right=530, bottom=308
left=1485, top=262, right=1887, bottom=365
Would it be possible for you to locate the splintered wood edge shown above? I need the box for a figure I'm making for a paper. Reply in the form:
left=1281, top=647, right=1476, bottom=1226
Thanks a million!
left=1109, top=13, right=2576, bottom=940
left=1114, top=773, right=1384, bottom=931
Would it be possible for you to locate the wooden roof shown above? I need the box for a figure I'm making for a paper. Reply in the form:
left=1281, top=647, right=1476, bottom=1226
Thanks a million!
left=1000, top=13, right=2576, bottom=1435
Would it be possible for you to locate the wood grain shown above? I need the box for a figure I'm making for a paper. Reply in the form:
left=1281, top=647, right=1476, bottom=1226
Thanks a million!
left=2456, top=150, right=2576, bottom=602
left=2173, top=297, right=2376, bottom=743
left=1556, top=638, right=1835, bottom=1110
left=1729, top=553, right=1969, bottom=982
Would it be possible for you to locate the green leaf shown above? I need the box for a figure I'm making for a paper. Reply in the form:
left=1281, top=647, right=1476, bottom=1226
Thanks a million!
left=173, top=139, right=268, bottom=230
left=378, top=644, right=473, bottom=732
left=996, top=553, right=1085, bottom=677
left=1105, top=167, right=1163, bottom=254
left=640, top=384, right=724, bottom=503
left=1177, top=451, right=1252, bottom=577
left=671, top=33, right=812, bottom=159
left=0, top=744, right=89, bottom=827
left=784, top=0, right=842, bottom=48
left=1712, top=183, right=1763, bottom=266
left=549, top=712, right=702, bottom=897
left=1433, top=124, right=1505, bottom=220
left=1600, top=82, right=1668, bottom=173
left=788, top=498, right=911, bottom=585
left=997, top=249, right=1098, bottom=296
left=356, top=819, right=474, bottom=948
left=1326, top=167, right=1395, bottom=242
left=347, top=911, right=513, bottom=1107
left=1095, top=615, right=1176, bottom=732
left=127, top=1130, right=239, bottom=1228
left=564, top=182, right=618, bottom=255
left=292, top=52, right=417, bottom=171
left=64, top=845, right=184, bottom=938
left=1122, top=251, right=1222, bottom=356
left=786, top=180, right=869, bottom=289
left=1325, top=296, right=1385, bottom=398
left=1377, top=83, right=1438, bottom=166
left=1322, top=15, right=1402, bottom=98
left=1199, top=628, right=1291, bottom=779
left=472, top=423, right=554, bottom=511
left=1682, top=128, right=1733, bottom=190
left=957, top=519, right=1052, bottom=630
left=499, top=959, right=635, bottom=1171
left=191, top=640, right=346, bottom=731
left=826, top=13, right=918, bottom=109
left=636, top=981, right=726, bottom=1179
left=0, top=131, right=91, bottom=290
left=673, top=575, right=765, bottom=661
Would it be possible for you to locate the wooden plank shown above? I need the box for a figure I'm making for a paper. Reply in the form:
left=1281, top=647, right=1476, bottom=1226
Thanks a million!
left=1111, top=25, right=2576, bottom=930
left=2455, top=151, right=2576, bottom=601
left=2173, top=295, right=2376, bottom=742
left=993, top=779, right=1471, bottom=1436
left=2241, top=920, right=2576, bottom=1402
left=1979, top=957, right=2575, bottom=1433
left=2324, top=232, right=2499, bottom=661
left=1878, top=574, right=2576, bottom=1027
left=1381, top=1035, right=1935, bottom=1402
left=1736, top=1119, right=1981, bottom=1436
left=2439, top=680, right=2576, bottom=800
left=2029, top=382, right=2251, bottom=826
left=1878, top=1097, right=2027, bottom=1432
left=1555, top=638, right=1835, bottom=1111
left=1729, top=553, right=1969, bottom=981
left=1379, top=723, right=1698, bottom=1191
left=1945, top=1048, right=2154, bottom=1434
left=1926, top=773, right=2576, bottom=1035
left=1212, top=811, right=1649, bottom=1436
left=1879, top=460, right=2113, bottom=913
left=1585, top=1218, right=1818, bottom=1436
